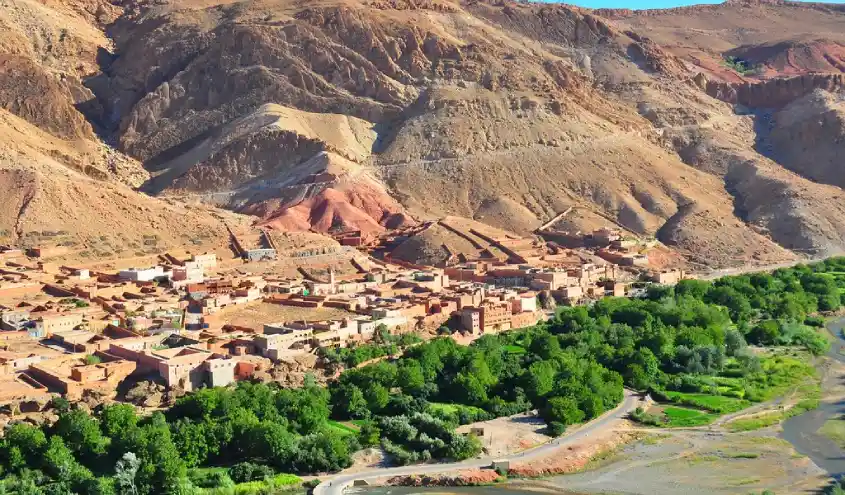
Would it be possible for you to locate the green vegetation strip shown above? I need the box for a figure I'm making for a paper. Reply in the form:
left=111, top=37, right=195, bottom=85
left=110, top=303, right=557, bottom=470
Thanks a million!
left=663, top=392, right=750, bottom=414
left=662, top=407, right=717, bottom=427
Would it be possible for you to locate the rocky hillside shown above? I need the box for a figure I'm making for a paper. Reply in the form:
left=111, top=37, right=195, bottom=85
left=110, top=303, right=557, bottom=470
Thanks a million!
left=3, top=0, right=845, bottom=267
left=0, top=0, right=254, bottom=256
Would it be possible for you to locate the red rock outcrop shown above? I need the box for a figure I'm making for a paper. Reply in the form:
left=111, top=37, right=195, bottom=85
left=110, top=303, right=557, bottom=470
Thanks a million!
left=256, top=182, right=414, bottom=239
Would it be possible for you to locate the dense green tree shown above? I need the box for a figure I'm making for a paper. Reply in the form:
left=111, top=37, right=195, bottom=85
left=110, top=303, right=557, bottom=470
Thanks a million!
left=646, top=285, right=674, bottom=301
left=725, top=328, right=747, bottom=356
left=523, top=360, right=556, bottom=399
left=705, top=286, right=752, bottom=323
left=172, top=419, right=215, bottom=468
left=331, top=383, right=370, bottom=419
left=397, top=361, right=427, bottom=396
left=364, top=383, right=390, bottom=414
left=42, top=436, right=92, bottom=489
left=444, top=433, right=482, bottom=460
left=84, top=476, right=117, bottom=495
left=276, top=387, right=329, bottom=434
left=748, top=320, right=781, bottom=346
left=249, top=421, right=295, bottom=469
left=0, top=423, right=47, bottom=472
left=99, top=404, right=138, bottom=439
left=293, top=433, right=351, bottom=473
left=675, top=279, right=711, bottom=300
left=134, top=414, right=187, bottom=494
left=452, top=372, right=488, bottom=406
left=358, top=421, right=381, bottom=448
left=529, top=333, right=561, bottom=360
left=542, top=396, right=585, bottom=426
left=228, top=462, right=274, bottom=483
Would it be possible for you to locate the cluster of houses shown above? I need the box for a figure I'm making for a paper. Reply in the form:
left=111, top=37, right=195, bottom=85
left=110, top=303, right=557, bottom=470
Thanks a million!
left=0, top=239, right=687, bottom=411
left=538, top=227, right=658, bottom=267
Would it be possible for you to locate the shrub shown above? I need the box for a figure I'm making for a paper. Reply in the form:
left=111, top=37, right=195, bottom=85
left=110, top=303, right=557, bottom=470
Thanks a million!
left=49, top=397, right=71, bottom=413
left=629, top=407, right=664, bottom=427
left=190, top=470, right=234, bottom=489
left=84, top=354, right=102, bottom=365
left=547, top=421, right=567, bottom=437
left=805, top=316, right=825, bottom=327
left=228, top=463, right=274, bottom=484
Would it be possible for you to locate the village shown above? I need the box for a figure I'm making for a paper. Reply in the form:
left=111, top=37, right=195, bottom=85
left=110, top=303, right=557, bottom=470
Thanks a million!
left=0, top=223, right=686, bottom=418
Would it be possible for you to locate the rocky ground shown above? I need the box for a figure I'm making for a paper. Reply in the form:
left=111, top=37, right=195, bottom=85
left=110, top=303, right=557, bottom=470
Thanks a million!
left=514, top=431, right=827, bottom=495
left=209, top=301, right=358, bottom=329
left=456, top=413, right=553, bottom=458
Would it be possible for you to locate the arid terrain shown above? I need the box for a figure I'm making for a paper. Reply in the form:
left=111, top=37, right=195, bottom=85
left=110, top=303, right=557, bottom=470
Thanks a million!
left=2, top=0, right=845, bottom=266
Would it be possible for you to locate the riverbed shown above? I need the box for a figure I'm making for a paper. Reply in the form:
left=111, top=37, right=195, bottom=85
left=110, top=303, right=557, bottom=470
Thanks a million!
left=350, top=487, right=585, bottom=495
left=780, top=316, right=845, bottom=477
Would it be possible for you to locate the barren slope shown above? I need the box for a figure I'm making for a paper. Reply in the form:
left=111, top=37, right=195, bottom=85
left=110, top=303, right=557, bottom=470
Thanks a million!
left=3, top=0, right=845, bottom=268
left=75, top=0, right=845, bottom=266
left=0, top=108, right=251, bottom=255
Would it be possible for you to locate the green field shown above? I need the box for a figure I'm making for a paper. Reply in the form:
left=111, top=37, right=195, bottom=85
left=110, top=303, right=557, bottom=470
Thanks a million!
left=818, top=418, right=845, bottom=447
left=503, top=345, right=527, bottom=355
left=326, top=420, right=358, bottom=435
left=189, top=468, right=302, bottom=494
left=427, top=402, right=488, bottom=416
left=664, top=392, right=750, bottom=414
left=726, top=412, right=783, bottom=432
left=662, top=407, right=717, bottom=427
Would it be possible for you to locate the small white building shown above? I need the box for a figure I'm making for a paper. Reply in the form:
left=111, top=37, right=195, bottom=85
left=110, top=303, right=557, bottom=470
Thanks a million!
left=119, top=266, right=166, bottom=282
left=356, top=318, right=377, bottom=338
left=191, top=253, right=218, bottom=271
left=512, top=293, right=537, bottom=313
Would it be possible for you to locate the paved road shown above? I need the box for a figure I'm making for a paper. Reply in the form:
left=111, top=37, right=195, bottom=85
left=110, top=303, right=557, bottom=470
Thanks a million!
left=313, top=392, right=641, bottom=495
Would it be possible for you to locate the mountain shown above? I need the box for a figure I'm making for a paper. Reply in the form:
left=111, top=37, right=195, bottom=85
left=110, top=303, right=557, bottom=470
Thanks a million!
left=2, top=0, right=845, bottom=266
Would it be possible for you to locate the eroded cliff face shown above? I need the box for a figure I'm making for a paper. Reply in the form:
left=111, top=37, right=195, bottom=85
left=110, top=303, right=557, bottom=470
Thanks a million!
left=0, top=55, right=95, bottom=141
left=765, top=90, right=845, bottom=190
left=696, top=73, right=845, bottom=108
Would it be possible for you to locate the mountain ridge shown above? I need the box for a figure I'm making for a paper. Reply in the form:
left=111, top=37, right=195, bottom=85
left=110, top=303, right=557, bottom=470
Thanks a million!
left=2, top=0, right=845, bottom=266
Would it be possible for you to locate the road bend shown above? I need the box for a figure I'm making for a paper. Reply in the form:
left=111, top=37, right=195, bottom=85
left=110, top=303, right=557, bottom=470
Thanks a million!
left=313, top=391, right=642, bottom=495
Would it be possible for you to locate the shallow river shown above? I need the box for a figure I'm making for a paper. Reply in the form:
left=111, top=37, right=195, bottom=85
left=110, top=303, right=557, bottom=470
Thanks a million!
left=780, top=316, right=845, bottom=477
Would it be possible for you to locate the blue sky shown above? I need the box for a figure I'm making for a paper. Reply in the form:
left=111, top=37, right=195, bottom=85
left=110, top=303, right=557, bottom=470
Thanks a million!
left=557, top=0, right=838, bottom=9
